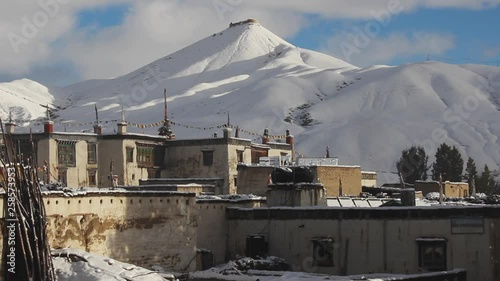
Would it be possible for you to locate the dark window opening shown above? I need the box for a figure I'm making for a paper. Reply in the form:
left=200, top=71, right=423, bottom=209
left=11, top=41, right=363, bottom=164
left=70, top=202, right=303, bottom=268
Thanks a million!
left=417, top=238, right=447, bottom=272
left=58, top=169, right=67, bottom=186
left=88, top=169, right=97, bottom=186
left=203, top=150, right=214, bottom=166
left=237, top=150, right=244, bottom=163
left=313, top=238, right=334, bottom=267
left=126, top=147, right=134, bottom=163
left=246, top=235, right=267, bottom=258
left=87, top=142, right=97, bottom=164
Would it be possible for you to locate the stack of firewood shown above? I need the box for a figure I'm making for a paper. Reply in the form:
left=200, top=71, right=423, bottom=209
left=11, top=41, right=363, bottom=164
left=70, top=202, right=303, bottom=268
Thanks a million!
left=0, top=120, right=56, bottom=281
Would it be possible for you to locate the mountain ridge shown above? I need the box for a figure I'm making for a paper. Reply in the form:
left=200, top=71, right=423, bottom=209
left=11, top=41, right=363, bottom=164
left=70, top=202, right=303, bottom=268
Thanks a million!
left=1, top=20, right=499, bottom=183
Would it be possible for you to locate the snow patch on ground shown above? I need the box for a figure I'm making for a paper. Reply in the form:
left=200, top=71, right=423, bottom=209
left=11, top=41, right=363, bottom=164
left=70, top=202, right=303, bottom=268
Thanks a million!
left=52, top=248, right=172, bottom=281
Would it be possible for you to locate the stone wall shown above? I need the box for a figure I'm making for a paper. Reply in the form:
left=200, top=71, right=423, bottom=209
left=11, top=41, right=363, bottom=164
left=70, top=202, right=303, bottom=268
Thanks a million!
left=0, top=191, right=198, bottom=278
left=310, top=166, right=362, bottom=197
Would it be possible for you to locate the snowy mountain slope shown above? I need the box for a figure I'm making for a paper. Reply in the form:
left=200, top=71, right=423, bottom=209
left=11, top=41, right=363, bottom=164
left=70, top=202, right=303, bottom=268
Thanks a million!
left=301, top=62, right=500, bottom=182
left=2, top=20, right=499, bottom=183
left=0, top=79, right=54, bottom=123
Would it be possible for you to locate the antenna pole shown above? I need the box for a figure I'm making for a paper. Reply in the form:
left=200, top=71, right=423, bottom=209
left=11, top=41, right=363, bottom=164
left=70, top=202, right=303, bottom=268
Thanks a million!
left=94, top=104, right=99, bottom=124
left=164, top=88, right=168, bottom=121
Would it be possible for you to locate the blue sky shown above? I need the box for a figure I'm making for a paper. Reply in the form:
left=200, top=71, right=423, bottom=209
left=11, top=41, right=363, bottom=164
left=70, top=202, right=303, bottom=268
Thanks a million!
left=290, top=9, right=500, bottom=66
left=76, top=5, right=129, bottom=34
left=1, top=1, right=499, bottom=86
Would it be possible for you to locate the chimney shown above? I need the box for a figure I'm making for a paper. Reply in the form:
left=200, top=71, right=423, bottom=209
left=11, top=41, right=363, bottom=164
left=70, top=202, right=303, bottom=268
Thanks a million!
left=400, top=188, right=416, bottom=206
left=223, top=127, right=232, bottom=139
left=285, top=129, right=294, bottom=145
left=117, top=122, right=127, bottom=135
left=43, top=106, right=54, bottom=134
left=4, top=111, right=16, bottom=134
left=262, top=128, right=270, bottom=144
left=286, top=129, right=294, bottom=160
left=235, top=126, right=240, bottom=138
left=94, top=124, right=103, bottom=135
left=117, top=107, right=127, bottom=135
left=44, top=120, right=54, bottom=134
left=4, top=122, right=16, bottom=134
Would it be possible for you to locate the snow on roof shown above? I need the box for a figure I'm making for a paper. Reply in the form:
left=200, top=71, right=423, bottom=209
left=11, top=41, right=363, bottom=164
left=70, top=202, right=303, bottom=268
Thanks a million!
left=52, top=248, right=170, bottom=281
left=42, top=188, right=196, bottom=197
left=197, top=194, right=265, bottom=202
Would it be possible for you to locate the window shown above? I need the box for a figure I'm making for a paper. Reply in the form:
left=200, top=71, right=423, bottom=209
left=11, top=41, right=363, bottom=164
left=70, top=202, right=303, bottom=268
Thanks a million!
left=246, top=235, right=267, bottom=258
left=58, top=168, right=67, bottom=186
left=88, top=169, right=97, bottom=186
left=15, top=140, right=36, bottom=162
left=58, top=141, right=76, bottom=166
left=87, top=142, right=97, bottom=164
left=417, top=238, right=447, bottom=271
left=137, top=145, right=154, bottom=166
left=126, top=147, right=134, bottom=163
left=202, top=150, right=214, bottom=166
left=312, top=238, right=334, bottom=267
left=237, top=150, right=244, bottom=163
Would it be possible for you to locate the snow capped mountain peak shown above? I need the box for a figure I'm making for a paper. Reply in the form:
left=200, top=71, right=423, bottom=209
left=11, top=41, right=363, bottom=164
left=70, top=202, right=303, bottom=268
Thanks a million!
left=0, top=78, right=55, bottom=122
left=1, top=22, right=499, bottom=183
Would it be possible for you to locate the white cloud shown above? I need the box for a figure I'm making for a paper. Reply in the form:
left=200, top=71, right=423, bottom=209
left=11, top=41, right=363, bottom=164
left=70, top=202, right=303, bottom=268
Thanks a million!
left=60, top=0, right=307, bottom=80
left=323, top=31, right=455, bottom=67
left=0, top=0, right=133, bottom=75
left=0, top=0, right=496, bottom=83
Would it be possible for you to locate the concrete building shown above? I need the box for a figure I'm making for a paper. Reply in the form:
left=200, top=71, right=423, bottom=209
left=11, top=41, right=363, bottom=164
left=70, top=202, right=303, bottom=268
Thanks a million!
left=236, top=165, right=363, bottom=197
left=266, top=183, right=327, bottom=207
left=236, top=165, right=274, bottom=196
left=4, top=121, right=167, bottom=188
left=226, top=206, right=500, bottom=281
left=310, top=165, right=362, bottom=197
left=361, top=171, right=377, bottom=187
left=415, top=181, right=469, bottom=198
left=161, top=128, right=292, bottom=194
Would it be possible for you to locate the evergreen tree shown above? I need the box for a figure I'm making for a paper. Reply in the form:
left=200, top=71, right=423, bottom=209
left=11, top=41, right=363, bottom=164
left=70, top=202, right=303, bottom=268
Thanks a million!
left=464, top=157, right=478, bottom=184
left=397, top=146, right=428, bottom=184
left=432, top=143, right=464, bottom=182
left=477, top=165, right=496, bottom=194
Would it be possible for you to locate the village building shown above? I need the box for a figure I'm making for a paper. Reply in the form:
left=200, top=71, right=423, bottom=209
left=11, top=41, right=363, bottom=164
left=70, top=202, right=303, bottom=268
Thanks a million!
left=415, top=181, right=469, bottom=198
left=237, top=163, right=365, bottom=197
left=361, top=170, right=377, bottom=187
left=1, top=119, right=292, bottom=194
